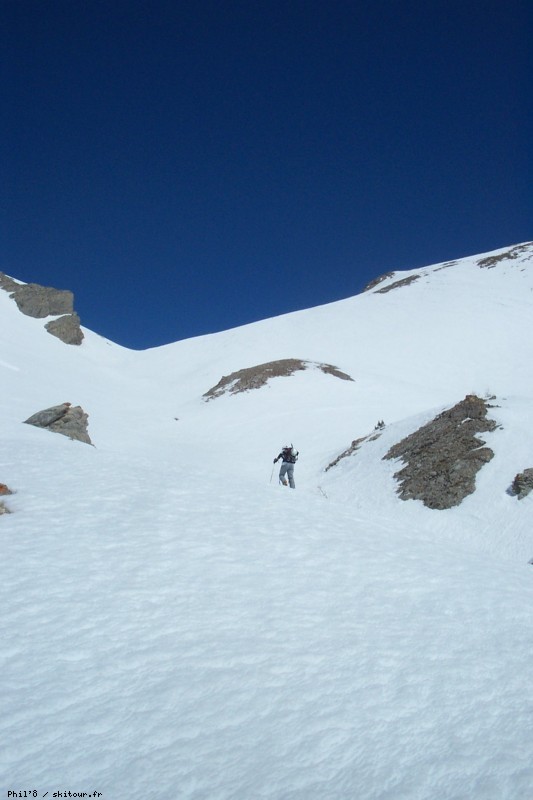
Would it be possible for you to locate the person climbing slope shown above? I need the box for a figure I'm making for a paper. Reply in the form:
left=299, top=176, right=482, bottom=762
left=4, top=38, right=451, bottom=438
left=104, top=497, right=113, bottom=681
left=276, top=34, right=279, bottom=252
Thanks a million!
left=274, top=444, right=299, bottom=488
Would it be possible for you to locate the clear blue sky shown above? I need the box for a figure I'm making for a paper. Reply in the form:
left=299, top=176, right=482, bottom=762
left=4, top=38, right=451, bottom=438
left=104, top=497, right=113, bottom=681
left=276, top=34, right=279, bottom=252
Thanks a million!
left=2, top=1, right=531, bottom=349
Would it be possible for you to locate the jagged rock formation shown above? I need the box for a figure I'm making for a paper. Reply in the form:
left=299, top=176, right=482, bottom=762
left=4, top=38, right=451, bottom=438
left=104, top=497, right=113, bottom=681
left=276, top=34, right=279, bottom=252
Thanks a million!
left=383, top=395, right=497, bottom=509
left=0, top=272, right=84, bottom=345
left=0, top=273, right=74, bottom=316
left=24, top=402, right=92, bottom=444
left=45, top=313, right=84, bottom=345
left=203, top=359, right=354, bottom=401
left=510, top=469, right=533, bottom=500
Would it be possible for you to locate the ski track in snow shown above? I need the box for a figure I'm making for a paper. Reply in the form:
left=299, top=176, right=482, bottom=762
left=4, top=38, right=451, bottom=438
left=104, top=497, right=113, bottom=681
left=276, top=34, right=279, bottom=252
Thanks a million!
left=2, top=244, right=533, bottom=799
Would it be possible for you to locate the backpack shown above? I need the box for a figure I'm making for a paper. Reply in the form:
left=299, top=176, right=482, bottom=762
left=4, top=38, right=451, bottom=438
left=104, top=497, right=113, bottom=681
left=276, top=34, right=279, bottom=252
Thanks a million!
left=282, top=445, right=298, bottom=463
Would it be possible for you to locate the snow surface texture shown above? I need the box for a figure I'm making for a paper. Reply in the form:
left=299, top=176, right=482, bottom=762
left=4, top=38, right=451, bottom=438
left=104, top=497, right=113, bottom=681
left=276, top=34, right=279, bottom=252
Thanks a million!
left=1, top=243, right=533, bottom=799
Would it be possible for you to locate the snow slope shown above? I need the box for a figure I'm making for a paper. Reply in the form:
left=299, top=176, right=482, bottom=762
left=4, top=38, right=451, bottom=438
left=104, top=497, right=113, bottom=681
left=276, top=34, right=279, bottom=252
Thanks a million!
left=1, top=243, right=533, bottom=799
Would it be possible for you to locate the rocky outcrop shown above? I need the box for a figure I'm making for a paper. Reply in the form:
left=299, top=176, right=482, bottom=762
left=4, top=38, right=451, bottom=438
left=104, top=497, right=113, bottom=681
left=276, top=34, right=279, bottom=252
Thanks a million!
left=0, top=272, right=84, bottom=345
left=24, top=402, right=92, bottom=445
left=203, top=359, right=354, bottom=401
left=325, top=430, right=383, bottom=471
left=45, top=313, right=84, bottom=345
left=0, top=274, right=20, bottom=294
left=0, top=272, right=73, bottom=316
left=363, top=271, right=395, bottom=292
left=383, top=395, right=497, bottom=509
left=477, top=242, right=533, bottom=269
left=362, top=271, right=421, bottom=293
left=510, top=469, right=533, bottom=500
left=373, top=275, right=421, bottom=294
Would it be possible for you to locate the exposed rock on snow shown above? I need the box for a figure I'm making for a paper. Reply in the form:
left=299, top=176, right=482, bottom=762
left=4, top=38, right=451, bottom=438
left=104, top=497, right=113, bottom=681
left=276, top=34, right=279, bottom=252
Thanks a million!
left=362, top=271, right=422, bottom=294
left=45, top=313, right=84, bottom=345
left=203, top=358, right=353, bottom=401
left=0, top=272, right=84, bottom=345
left=325, top=431, right=382, bottom=471
left=383, top=395, right=497, bottom=509
left=362, top=271, right=395, bottom=292
left=510, top=468, right=533, bottom=500
left=0, top=272, right=74, bottom=317
left=477, top=242, right=533, bottom=269
left=432, top=260, right=459, bottom=271
left=373, top=274, right=421, bottom=294
left=24, top=402, right=92, bottom=444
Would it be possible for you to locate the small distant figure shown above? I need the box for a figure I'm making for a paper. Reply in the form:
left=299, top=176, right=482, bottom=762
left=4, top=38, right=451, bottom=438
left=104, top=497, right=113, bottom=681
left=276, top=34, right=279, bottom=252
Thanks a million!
left=274, top=444, right=299, bottom=488
left=375, top=420, right=385, bottom=430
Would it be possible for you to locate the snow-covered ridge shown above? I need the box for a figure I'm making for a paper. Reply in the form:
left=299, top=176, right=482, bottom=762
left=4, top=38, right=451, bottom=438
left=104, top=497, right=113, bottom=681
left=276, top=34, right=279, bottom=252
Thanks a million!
left=364, top=240, right=533, bottom=293
left=1, top=242, right=533, bottom=799
left=1, top=240, right=533, bottom=532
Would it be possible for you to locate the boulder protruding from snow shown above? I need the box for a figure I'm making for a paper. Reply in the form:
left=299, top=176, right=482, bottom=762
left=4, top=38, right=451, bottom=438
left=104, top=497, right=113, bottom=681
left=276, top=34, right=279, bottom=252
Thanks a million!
left=45, top=313, right=84, bottom=345
left=383, top=395, right=497, bottom=509
left=0, top=272, right=84, bottom=345
left=203, top=359, right=354, bottom=401
left=510, top=469, right=533, bottom=500
left=24, top=402, right=92, bottom=445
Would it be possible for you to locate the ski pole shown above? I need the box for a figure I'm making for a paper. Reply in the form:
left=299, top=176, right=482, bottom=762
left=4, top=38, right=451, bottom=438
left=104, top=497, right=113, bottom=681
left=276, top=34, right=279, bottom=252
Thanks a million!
left=270, top=464, right=275, bottom=483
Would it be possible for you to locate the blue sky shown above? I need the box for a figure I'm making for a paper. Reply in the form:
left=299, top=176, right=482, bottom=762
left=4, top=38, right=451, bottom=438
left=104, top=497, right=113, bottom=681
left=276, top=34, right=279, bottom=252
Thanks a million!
left=2, top=1, right=531, bottom=349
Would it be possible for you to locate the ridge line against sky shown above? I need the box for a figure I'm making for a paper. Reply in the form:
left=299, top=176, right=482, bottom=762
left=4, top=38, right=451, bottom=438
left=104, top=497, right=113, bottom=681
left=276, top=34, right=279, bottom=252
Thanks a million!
left=2, top=1, right=532, bottom=349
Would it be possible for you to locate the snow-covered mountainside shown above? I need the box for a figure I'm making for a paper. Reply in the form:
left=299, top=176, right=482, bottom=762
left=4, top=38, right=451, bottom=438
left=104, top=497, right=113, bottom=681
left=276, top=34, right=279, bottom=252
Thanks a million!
left=1, top=243, right=533, bottom=799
